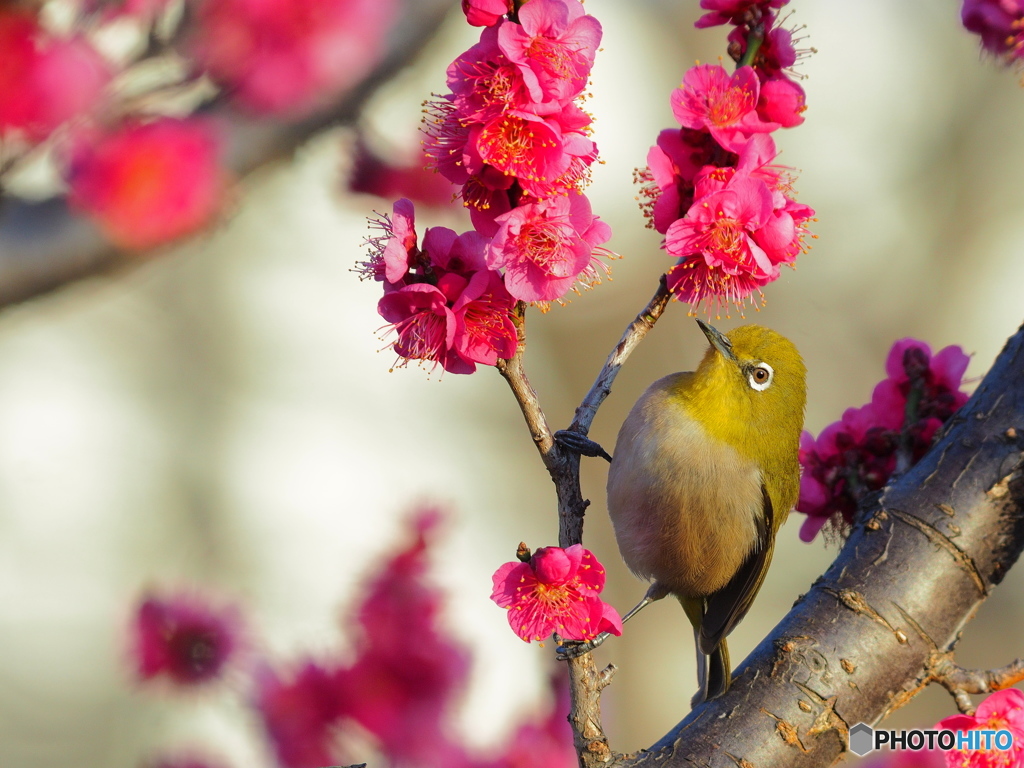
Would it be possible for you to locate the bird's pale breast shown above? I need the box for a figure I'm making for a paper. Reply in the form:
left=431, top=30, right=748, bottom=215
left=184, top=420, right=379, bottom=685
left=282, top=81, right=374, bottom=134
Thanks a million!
left=607, top=374, right=764, bottom=598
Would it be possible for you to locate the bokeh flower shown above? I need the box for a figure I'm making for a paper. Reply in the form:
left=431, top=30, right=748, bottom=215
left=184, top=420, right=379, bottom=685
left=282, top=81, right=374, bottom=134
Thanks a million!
left=131, top=590, right=245, bottom=687
left=66, top=117, right=227, bottom=250
left=798, top=339, right=971, bottom=542
left=490, top=544, right=623, bottom=643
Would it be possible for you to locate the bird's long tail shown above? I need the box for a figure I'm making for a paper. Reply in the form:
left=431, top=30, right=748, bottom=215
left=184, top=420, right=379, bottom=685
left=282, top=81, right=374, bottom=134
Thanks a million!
left=681, top=596, right=732, bottom=707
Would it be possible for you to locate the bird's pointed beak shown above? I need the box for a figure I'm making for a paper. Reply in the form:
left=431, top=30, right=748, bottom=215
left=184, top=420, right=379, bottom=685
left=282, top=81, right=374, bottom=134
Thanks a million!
left=696, top=319, right=737, bottom=363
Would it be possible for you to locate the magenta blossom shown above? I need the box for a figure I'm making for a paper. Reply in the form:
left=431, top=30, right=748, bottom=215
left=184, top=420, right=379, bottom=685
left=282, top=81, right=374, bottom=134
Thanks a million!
left=487, top=192, right=611, bottom=303
left=798, top=339, right=971, bottom=542
left=0, top=10, right=110, bottom=141
left=498, top=0, right=602, bottom=104
left=962, top=0, right=1024, bottom=62
left=936, top=688, right=1024, bottom=768
left=191, top=0, right=396, bottom=116
left=491, top=544, right=623, bottom=643
left=695, top=0, right=789, bottom=29
left=462, top=0, right=513, bottom=27
left=255, top=661, right=349, bottom=768
left=670, top=65, right=777, bottom=154
left=131, top=590, right=245, bottom=687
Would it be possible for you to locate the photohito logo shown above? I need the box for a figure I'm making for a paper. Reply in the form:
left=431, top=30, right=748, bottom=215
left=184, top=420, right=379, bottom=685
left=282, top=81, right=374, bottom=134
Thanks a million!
left=848, top=723, right=1016, bottom=757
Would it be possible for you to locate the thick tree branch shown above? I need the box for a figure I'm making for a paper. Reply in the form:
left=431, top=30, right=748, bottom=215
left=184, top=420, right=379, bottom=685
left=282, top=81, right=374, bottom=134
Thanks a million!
left=0, top=0, right=454, bottom=310
left=608, top=322, right=1024, bottom=767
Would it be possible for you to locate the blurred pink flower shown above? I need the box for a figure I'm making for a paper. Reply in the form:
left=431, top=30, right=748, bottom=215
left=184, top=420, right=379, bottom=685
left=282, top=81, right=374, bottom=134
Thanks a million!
left=146, top=752, right=232, bottom=768
left=191, top=0, right=396, bottom=116
left=255, top=661, right=348, bottom=768
left=490, top=544, right=622, bottom=643
left=937, top=689, right=1024, bottom=768
left=348, top=138, right=458, bottom=208
left=0, top=10, right=110, bottom=141
left=131, top=590, right=244, bottom=687
left=797, top=339, right=971, bottom=542
left=962, top=0, right=1024, bottom=62
left=66, top=118, right=227, bottom=250
left=670, top=65, right=777, bottom=154
left=695, top=0, right=789, bottom=29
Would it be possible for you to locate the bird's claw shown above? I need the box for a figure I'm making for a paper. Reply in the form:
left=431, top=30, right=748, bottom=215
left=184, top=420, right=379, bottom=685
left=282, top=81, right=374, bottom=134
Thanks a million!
left=555, top=632, right=611, bottom=660
left=554, top=430, right=613, bottom=463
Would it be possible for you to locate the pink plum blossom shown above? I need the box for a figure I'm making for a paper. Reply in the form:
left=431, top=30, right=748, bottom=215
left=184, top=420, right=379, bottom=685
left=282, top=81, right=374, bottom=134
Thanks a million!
left=937, top=688, right=1024, bottom=768
left=670, top=65, right=777, bottom=153
left=0, top=11, right=110, bottom=141
left=490, top=544, right=622, bottom=642
left=66, top=118, right=226, bottom=250
left=462, top=0, right=513, bottom=27
left=497, top=0, right=602, bottom=104
left=255, top=661, right=349, bottom=768
left=961, top=0, right=1024, bottom=62
left=797, top=339, right=971, bottom=542
left=448, top=26, right=536, bottom=124
left=190, top=0, right=396, bottom=116
left=695, top=0, right=789, bottom=29
left=487, top=192, right=611, bottom=303
left=131, top=590, right=245, bottom=687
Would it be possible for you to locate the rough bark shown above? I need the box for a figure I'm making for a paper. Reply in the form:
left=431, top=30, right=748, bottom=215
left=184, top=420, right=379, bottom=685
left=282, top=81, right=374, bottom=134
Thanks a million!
left=613, top=323, right=1024, bottom=767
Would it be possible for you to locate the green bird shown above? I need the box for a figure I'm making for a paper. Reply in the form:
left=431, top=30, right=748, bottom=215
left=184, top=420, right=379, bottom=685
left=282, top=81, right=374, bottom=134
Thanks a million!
left=557, top=320, right=806, bottom=707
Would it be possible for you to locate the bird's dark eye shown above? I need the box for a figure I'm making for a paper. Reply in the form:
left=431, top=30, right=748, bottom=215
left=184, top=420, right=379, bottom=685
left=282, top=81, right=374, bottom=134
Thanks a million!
left=747, top=363, right=774, bottom=391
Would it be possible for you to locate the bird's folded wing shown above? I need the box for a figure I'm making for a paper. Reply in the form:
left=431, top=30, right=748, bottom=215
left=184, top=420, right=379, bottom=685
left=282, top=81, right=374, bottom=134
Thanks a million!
left=698, top=484, right=775, bottom=656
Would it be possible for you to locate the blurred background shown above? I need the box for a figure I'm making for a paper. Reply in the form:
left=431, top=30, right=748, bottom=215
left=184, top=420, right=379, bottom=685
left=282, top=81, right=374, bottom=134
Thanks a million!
left=1, top=0, right=1024, bottom=766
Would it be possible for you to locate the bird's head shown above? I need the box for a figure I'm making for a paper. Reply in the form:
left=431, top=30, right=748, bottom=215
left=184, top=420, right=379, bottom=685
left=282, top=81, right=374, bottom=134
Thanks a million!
left=684, top=320, right=807, bottom=455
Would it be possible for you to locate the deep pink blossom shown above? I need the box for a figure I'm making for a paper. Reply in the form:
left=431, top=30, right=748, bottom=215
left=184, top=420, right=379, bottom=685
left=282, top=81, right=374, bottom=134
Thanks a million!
left=348, top=137, right=458, bottom=208
left=487, top=192, right=611, bottom=303
left=937, top=689, right=1024, bottom=768
left=378, top=283, right=473, bottom=374
left=0, top=11, right=110, bottom=141
left=131, top=590, right=245, bottom=687
left=962, top=0, right=1024, bottom=62
left=448, top=26, right=537, bottom=124
left=798, top=339, right=971, bottom=542
left=346, top=509, right=471, bottom=765
left=452, top=269, right=518, bottom=365
left=490, top=544, right=622, bottom=642
left=191, top=0, right=396, bottom=116
left=670, top=65, right=777, bottom=153
left=66, top=118, right=226, bottom=250
left=497, top=0, right=602, bottom=104
left=462, top=0, right=513, bottom=27
left=694, top=0, right=789, bottom=29
left=255, top=661, right=348, bottom=768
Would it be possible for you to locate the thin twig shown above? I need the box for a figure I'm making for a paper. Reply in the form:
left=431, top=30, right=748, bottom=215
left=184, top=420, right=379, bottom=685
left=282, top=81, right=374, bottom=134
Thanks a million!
left=568, top=275, right=672, bottom=435
left=930, top=652, right=1024, bottom=714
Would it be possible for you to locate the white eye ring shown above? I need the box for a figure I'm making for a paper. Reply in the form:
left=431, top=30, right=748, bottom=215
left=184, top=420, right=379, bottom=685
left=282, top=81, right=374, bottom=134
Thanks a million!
left=748, top=362, right=774, bottom=391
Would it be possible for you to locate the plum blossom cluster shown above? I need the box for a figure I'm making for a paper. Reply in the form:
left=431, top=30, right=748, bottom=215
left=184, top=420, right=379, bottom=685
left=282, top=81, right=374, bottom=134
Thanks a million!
left=420, top=0, right=613, bottom=305
left=796, top=338, right=971, bottom=543
left=359, top=198, right=518, bottom=373
left=961, top=0, right=1024, bottom=66
left=490, top=543, right=623, bottom=643
left=128, top=510, right=576, bottom=768
left=1, top=0, right=397, bottom=250
left=636, top=0, right=815, bottom=315
left=937, top=688, right=1024, bottom=768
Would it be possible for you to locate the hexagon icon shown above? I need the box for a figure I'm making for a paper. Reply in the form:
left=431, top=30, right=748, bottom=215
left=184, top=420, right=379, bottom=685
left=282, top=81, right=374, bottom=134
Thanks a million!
left=849, top=723, right=874, bottom=757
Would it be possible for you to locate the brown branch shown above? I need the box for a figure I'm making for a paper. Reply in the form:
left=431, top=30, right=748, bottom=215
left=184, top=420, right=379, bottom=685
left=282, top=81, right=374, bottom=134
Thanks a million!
left=0, top=0, right=455, bottom=310
left=929, top=652, right=1024, bottom=714
left=496, top=278, right=677, bottom=767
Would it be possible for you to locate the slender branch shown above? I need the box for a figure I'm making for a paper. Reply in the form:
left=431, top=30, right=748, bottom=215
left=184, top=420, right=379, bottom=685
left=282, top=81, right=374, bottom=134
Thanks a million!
left=929, top=652, right=1024, bottom=714
left=568, top=275, right=671, bottom=436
